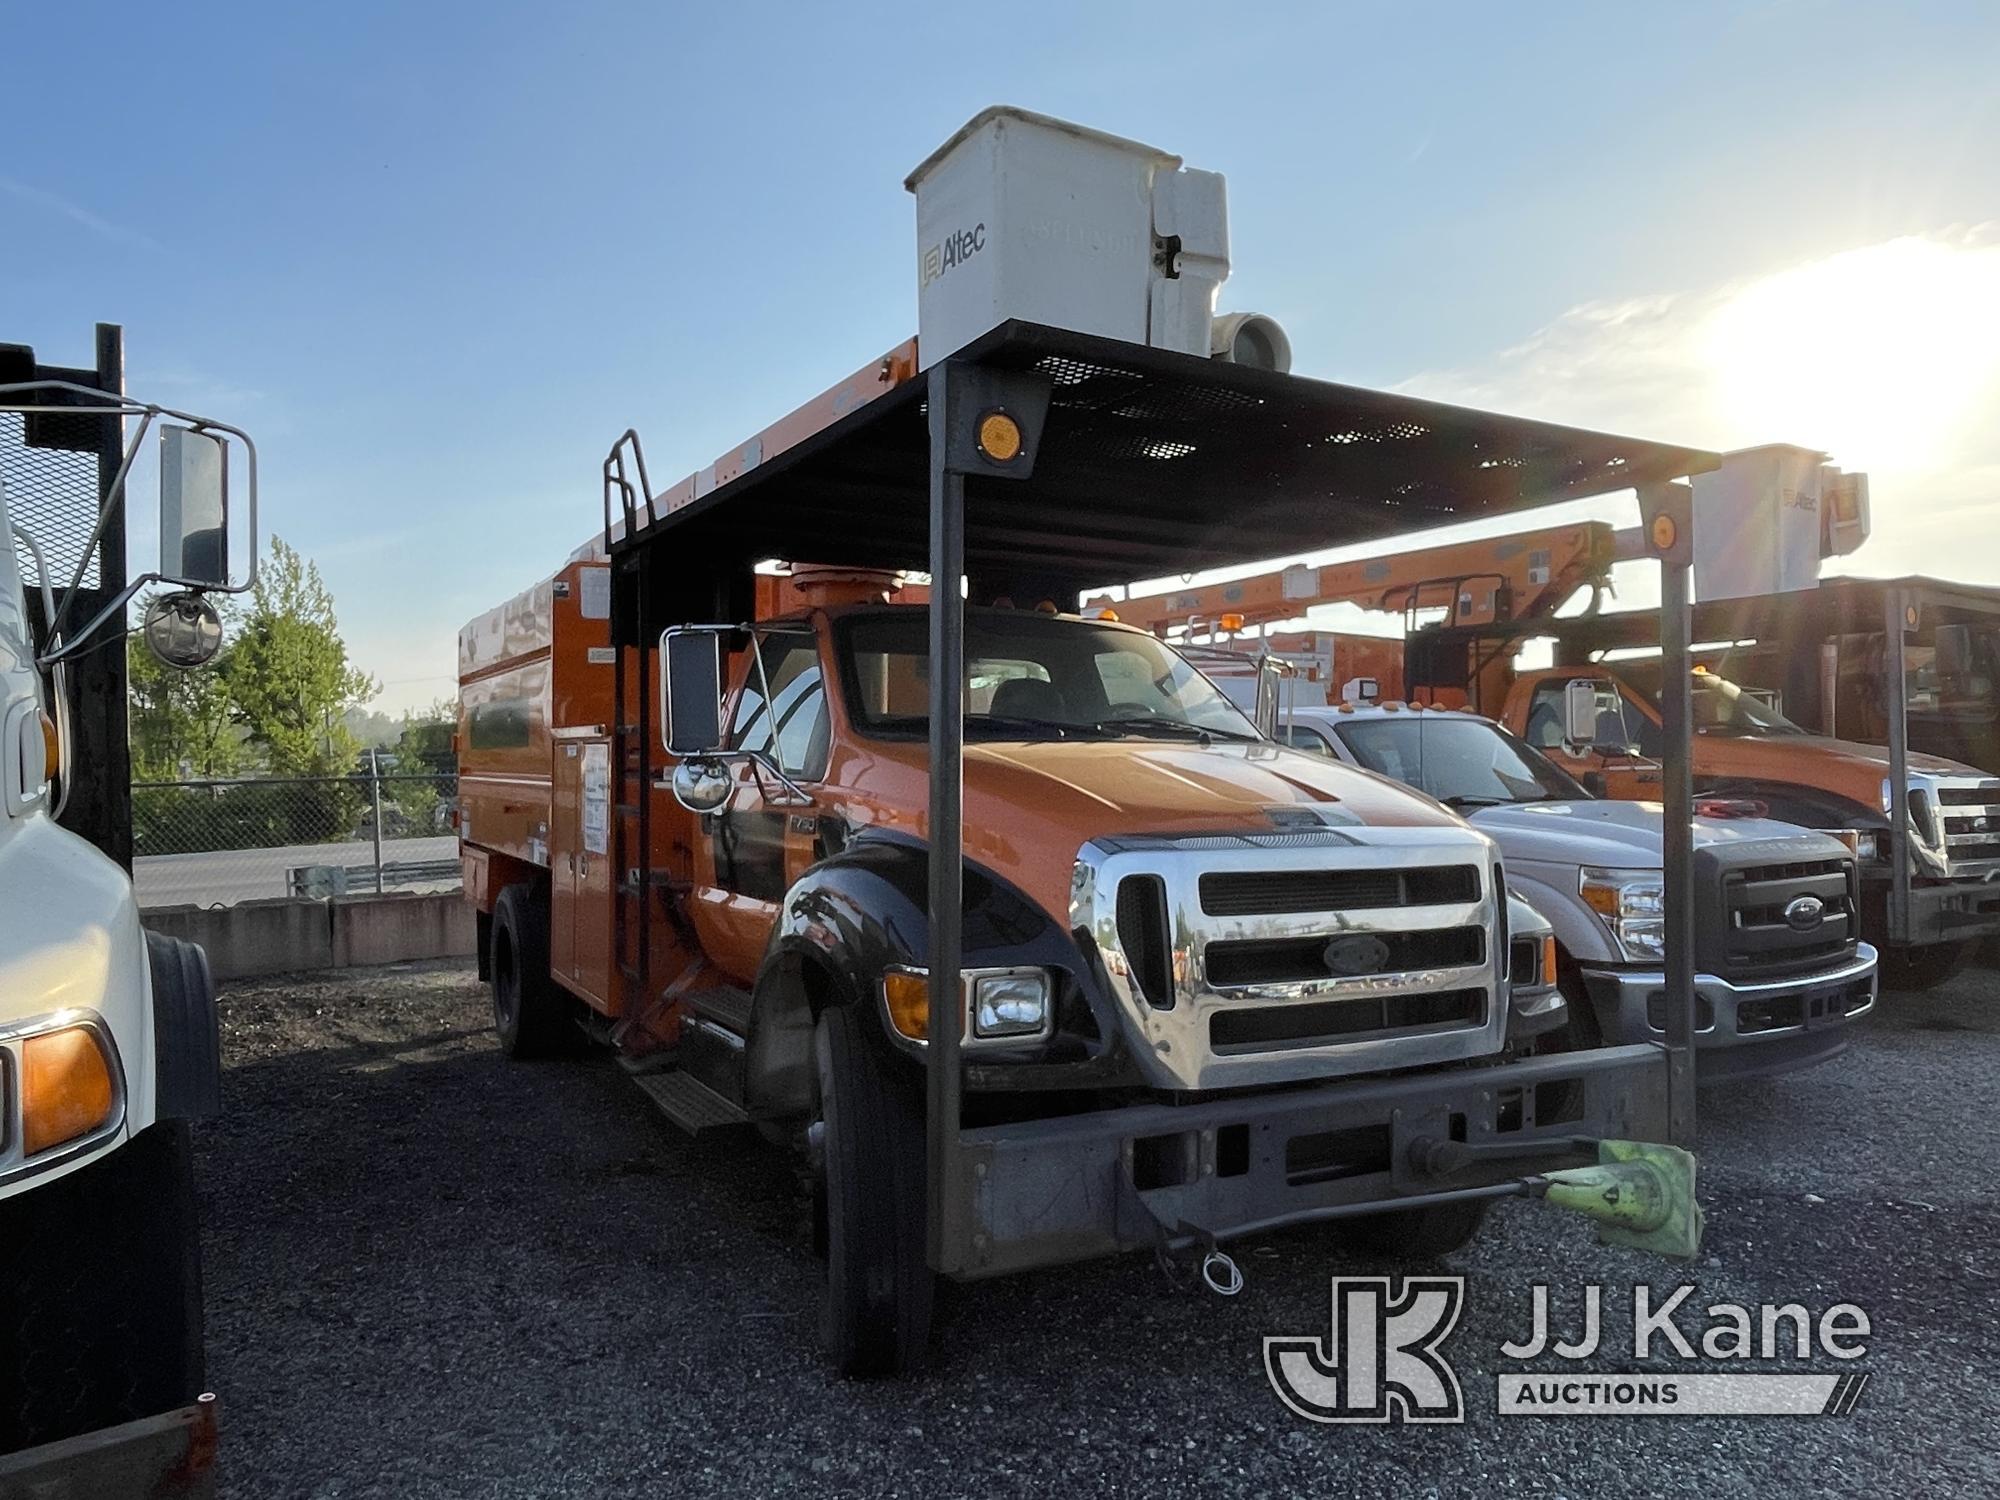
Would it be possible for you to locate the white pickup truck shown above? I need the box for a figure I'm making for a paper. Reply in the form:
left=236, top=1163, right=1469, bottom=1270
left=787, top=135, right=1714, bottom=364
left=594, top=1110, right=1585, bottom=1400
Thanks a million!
left=1282, top=702, right=1879, bottom=1081
left=0, top=373, right=252, bottom=1478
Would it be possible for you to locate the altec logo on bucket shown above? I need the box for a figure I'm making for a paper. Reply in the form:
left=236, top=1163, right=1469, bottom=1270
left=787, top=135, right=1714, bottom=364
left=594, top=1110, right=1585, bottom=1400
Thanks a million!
left=1266, top=1278, right=1873, bottom=1423
left=920, top=223, right=986, bottom=288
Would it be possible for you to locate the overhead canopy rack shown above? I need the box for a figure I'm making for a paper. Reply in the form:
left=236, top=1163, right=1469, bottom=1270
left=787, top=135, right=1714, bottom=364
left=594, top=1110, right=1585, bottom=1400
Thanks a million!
left=610, top=321, right=1718, bottom=587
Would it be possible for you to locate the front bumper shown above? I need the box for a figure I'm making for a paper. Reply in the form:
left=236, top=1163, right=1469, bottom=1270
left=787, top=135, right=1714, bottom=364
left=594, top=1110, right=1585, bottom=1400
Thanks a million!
left=1581, top=945, right=1877, bottom=1084
left=1868, top=875, right=2000, bottom=947
left=939, top=1042, right=1668, bottom=1278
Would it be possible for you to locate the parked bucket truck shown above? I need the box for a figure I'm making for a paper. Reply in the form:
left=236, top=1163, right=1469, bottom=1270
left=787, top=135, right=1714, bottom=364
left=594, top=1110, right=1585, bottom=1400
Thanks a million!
left=459, top=108, right=1713, bottom=1375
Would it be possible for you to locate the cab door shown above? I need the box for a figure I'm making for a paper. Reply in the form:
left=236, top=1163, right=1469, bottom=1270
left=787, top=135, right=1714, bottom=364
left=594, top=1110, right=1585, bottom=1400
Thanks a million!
left=687, top=634, right=832, bottom=985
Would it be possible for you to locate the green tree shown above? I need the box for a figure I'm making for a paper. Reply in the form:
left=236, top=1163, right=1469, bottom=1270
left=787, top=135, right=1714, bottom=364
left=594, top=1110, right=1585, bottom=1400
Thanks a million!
left=227, top=536, right=380, bottom=776
left=127, top=592, right=243, bottom=780
left=382, top=700, right=457, bottom=834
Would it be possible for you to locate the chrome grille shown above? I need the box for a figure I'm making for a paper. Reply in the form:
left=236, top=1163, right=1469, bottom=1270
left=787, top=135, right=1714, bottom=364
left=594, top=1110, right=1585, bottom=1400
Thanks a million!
left=1073, top=829, right=1503, bottom=1091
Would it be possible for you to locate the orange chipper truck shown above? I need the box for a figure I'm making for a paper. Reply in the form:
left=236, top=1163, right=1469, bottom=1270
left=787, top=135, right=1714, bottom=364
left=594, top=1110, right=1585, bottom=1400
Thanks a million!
left=455, top=108, right=1710, bottom=1375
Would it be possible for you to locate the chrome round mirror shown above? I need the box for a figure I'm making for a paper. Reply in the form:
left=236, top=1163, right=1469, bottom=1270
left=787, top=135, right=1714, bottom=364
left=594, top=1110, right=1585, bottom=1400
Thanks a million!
left=670, top=756, right=733, bottom=814
left=142, top=590, right=225, bottom=670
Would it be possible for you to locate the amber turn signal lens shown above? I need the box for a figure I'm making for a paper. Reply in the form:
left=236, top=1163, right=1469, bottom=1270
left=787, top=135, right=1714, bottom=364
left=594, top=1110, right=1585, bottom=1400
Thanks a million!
left=1541, top=935, right=1559, bottom=988
left=22, top=1026, right=116, bottom=1156
left=976, top=410, right=1023, bottom=463
left=38, top=710, right=58, bottom=780
left=882, top=970, right=932, bottom=1042
left=1218, top=613, right=1245, bottom=632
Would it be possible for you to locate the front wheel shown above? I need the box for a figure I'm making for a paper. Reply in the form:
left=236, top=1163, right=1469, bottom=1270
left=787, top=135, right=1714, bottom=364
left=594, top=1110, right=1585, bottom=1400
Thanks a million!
left=0, top=1123, right=206, bottom=1454
left=1879, top=941, right=1974, bottom=993
left=814, top=1005, right=933, bottom=1376
left=1342, top=1199, right=1491, bottom=1260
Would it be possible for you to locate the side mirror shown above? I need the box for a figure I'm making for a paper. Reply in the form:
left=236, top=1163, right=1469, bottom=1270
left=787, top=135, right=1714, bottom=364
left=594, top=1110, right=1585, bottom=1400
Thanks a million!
left=670, top=757, right=733, bottom=814
left=1562, top=679, right=1601, bottom=751
left=662, top=627, right=725, bottom=755
left=159, top=427, right=230, bottom=587
left=1936, top=623, right=1973, bottom=685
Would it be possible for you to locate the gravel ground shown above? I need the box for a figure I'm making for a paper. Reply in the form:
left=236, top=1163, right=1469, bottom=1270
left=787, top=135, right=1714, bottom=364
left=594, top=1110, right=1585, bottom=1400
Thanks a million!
left=199, top=961, right=2000, bottom=1498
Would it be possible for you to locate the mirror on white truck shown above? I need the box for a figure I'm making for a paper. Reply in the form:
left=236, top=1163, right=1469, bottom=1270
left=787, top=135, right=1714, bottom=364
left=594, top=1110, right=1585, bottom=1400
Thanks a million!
left=159, top=425, right=230, bottom=588
left=0, top=381, right=259, bottom=675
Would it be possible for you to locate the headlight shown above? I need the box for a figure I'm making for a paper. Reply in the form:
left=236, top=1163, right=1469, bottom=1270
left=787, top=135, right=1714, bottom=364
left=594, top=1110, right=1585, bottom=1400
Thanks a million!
left=880, top=966, right=1052, bottom=1043
left=972, top=971, right=1050, bottom=1039
left=1579, top=867, right=1666, bottom=962
left=1852, top=830, right=1879, bottom=861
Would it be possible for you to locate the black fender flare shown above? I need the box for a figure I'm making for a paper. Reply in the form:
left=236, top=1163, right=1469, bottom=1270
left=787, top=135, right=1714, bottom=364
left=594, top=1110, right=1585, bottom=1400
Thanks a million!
left=145, top=930, right=221, bottom=1121
left=741, top=832, right=1122, bottom=1120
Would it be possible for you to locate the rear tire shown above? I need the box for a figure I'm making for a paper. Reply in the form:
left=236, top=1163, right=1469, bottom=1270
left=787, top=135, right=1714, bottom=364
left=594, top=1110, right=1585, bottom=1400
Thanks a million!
left=0, top=1123, right=206, bottom=1454
left=1343, top=1199, right=1490, bottom=1260
left=1879, top=941, right=1973, bottom=992
left=490, top=883, right=569, bottom=1058
left=814, top=1005, right=933, bottom=1376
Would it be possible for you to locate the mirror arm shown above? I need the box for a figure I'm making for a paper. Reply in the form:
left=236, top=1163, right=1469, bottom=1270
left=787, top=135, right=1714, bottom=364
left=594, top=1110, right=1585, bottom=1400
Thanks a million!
left=0, top=383, right=262, bottom=645
left=741, top=749, right=815, bottom=809
left=35, top=574, right=155, bottom=669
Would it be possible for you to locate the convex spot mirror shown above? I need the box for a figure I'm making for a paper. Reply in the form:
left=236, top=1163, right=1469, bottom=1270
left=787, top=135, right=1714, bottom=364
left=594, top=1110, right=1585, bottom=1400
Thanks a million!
left=670, top=757, right=732, bottom=814
left=143, top=590, right=224, bottom=670
left=159, top=427, right=230, bottom=588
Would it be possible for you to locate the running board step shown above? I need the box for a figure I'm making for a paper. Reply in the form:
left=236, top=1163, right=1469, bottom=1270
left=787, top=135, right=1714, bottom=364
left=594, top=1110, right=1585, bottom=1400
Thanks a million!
left=632, top=1070, right=748, bottom=1134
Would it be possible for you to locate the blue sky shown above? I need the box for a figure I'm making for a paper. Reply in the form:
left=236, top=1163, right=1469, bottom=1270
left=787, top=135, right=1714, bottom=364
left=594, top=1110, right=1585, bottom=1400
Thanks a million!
left=5, top=2, right=1998, bottom=711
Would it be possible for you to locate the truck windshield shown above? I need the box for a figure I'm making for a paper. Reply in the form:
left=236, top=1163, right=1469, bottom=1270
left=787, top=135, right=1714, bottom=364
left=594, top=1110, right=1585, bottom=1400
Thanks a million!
left=1332, top=716, right=1587, bottom=808
left=1611, top=661, right=1808, bottom=738
left=837, top=609, right=1260, bottom=742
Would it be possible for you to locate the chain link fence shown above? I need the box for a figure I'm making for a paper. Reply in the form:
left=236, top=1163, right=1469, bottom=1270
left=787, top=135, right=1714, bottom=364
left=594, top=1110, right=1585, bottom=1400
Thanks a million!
left=131, top=763, right=459, bottom=909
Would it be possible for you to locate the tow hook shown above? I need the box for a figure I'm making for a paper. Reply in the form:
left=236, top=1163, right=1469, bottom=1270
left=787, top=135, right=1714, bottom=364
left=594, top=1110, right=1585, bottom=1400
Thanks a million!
left=1200, top=1247, right=1244, bottom=1297
left=1152, top=1223, right=1244, bottom=1296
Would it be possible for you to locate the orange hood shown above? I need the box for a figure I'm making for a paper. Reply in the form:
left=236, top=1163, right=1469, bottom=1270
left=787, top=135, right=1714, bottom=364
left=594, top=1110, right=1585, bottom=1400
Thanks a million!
left=834, top=738, right=1471, bottom=926
left=1695, top=731, right=1980, bottom=811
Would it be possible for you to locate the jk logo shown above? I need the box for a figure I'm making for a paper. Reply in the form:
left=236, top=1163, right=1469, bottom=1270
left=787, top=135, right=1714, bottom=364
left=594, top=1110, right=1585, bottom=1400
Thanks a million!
left=1265, top=1276, right=1466, bottom=1424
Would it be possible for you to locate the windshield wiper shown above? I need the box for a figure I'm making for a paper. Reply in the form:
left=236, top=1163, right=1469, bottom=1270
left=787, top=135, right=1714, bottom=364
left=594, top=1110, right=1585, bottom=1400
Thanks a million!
left=1092, top=716, right=1255, bottom=745
left=968, top=714, right=1109, bottom=740
left=1440, top=793, right=1516, bottom=809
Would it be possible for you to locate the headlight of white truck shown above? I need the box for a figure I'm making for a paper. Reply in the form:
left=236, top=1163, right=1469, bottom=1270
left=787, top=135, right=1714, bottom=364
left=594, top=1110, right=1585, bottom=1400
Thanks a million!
left=1579, top=867, right=1666, bottom=962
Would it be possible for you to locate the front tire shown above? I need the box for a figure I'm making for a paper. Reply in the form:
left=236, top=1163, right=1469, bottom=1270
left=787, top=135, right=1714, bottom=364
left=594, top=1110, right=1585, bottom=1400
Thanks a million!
left=490, top=883, right=569, bottom=1058
left=1343, top=1198, right=1490, bottom=1259
left=0, top=1123, right=206, bottom=1454
left=814, top=1005, right=933, bottom=1376
left=1879, top=940, right=1973, bottom=992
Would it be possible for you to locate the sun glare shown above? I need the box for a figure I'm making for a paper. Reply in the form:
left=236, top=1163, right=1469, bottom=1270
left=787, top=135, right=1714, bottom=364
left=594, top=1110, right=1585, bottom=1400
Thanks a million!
left=1705, top=236, right=2000, bottom=471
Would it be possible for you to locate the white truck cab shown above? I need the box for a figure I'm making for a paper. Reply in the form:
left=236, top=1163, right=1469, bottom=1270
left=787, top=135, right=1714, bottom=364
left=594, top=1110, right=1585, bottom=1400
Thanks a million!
left=1284, top=701, right=1880, bottom=1081
left=0, top=370, right=252, bottom=1466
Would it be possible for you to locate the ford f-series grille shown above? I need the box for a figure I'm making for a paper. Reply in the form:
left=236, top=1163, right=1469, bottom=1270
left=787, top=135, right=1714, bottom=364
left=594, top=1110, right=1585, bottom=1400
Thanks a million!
left=1074, top=833, right=1503, bottom=1092
left=1935, top=781, right=2000, bottom=871
left=1702, top=851, right=1858, bottom=981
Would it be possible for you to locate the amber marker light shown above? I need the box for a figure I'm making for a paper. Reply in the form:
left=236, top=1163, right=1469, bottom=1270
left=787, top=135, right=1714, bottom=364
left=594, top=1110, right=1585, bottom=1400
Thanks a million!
left=22, top=1025, right=116, bottom=1156
left=976, top=410, right=1024, bottom=463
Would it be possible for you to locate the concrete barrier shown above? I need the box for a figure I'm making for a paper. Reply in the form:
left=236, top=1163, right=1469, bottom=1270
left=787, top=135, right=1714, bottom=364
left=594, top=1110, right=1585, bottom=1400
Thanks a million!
left=331, top=891, right=476, bottom=969
left=144, top=893, right=475, bottom=983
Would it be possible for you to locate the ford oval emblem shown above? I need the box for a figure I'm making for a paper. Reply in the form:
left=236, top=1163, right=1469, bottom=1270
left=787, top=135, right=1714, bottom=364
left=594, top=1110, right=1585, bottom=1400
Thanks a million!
left=1324, top=933, right=1393, bottom=976
left=1783, top=894, right=1825, bottom=932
